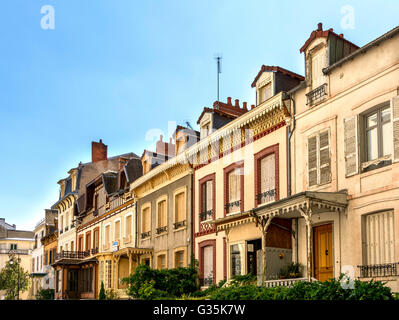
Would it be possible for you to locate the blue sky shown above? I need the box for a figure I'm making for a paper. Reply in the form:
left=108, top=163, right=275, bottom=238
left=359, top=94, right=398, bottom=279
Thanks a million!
left=0, top=0, right=398, bottom=231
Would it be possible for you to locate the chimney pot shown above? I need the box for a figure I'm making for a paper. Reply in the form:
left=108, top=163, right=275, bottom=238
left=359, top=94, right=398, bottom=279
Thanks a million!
left=160, top=135, right=163, bottom=142
left=243, top=102, right=247, bottom=110
left=317, top=22, right=323, bottom=31
left=329, top=28, right=333, bottom=32
left=235, top=99, right=239, bottom=107
left=227, top=97, right=232, bottom=105
left=92, top=139, right=108, bottom=163
left=339, top=33, right=343, bottom=38
left=251, top=104, right=255, bottom=110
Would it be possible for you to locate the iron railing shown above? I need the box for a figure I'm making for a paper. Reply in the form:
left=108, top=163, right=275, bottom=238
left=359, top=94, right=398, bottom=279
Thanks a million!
left=141, top=231, right=151, bottom=239
left=156, top=226, right=167, bottom=235
left=225, top=200, right=241, bottom=212
left=358, top=262, right=399, bottom=278
left=200, top=210, right=213, bottom=221
left=306, top=83, right=327, bottom=106
left=55, top=250, right=89, bottom=260
left=256, top=189, right=276, bottom=204
left=91, top=247, right=99, bottom=255
left=173, top=220, right=187, bottom=229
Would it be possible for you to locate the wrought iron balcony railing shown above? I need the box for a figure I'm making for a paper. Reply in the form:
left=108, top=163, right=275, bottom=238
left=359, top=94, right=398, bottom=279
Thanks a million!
left=156, top=226, right=168, bottom=235
left=256, top=189, right=276, bottom=204
left=358, top=262, right=399, bottom=278
left=91, top=247, right=99, bottom=255
left=200, top=210, right=213, bottom=221
left=141, top=231, right=151, bottom=239
left=225, top=200, right=241, bottom=213
left=55, top=250, right=89, bottom=261
left=306, top=83, right=327, bottom=106
left=173, top=220, right=187, bottom=229
left=199, top=276, right=214, bottom=287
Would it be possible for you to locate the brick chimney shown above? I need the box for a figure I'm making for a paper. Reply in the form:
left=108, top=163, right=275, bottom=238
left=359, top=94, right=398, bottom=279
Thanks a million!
left=317, top=22, right=323, bottom=31
left=92, top=139, right=108, bottom=162
left=156, top=135, right=176, bottom=157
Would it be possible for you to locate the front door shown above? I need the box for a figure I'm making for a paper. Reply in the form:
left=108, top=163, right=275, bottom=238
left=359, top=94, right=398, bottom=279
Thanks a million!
left=247, top=239, right=262, bottom=276
left=313, top=224, right=333, bottom=281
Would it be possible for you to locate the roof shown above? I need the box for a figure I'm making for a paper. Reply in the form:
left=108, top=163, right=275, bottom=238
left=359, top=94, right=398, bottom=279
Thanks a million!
left=197, top=98, right=249, bottom=124
left=323, top=25, right=399, bottom=74
left=251, top=65, right=305, bottom=88
left=299, top=23, right=359, bottom=53
left=124, top=157, right=143, bottom=183
left=172, top=125, right=200, bottom=139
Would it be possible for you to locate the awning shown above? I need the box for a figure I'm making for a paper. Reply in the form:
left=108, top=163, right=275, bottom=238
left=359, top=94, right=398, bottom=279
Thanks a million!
left=30, top=273, right=47, bottom=277
left=112, top=247, right=153, bottom=257
left=214, top=191, right=348, bottom=232
left=51, top=257, right=98, bottom=267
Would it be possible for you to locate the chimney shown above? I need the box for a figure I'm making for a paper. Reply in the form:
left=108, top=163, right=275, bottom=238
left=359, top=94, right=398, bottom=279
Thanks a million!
left=243, top=102, right=248, bottom=110
left=317, top=22, right=323, bottom=31
left=339, top=33, right=344, bottom=38
left=235, top=99, right=239, bottom=108
left=91, top=139, right=108, bottom=162
left=251, top=104, right=255, bottom=110
left=227, top=97, right=232, bottom=105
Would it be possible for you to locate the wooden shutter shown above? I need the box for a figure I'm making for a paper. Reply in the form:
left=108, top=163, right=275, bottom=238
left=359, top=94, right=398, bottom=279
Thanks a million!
left=391, top=96, right=399, bottom=162
left=319, top=130, right=331, bottom=184
left=366, top=211, right=394, bottom=265
left=126, top=215, right=132, bottom=236
left=308, top=136, right=318, bottom=186
left=115, top=221, right=120, bottom=241
left=143, top=208, right=150, bottom=232
left=344, top=116, right=359, bottom=176
left=206, top=181, right=213, bottom=211
left=176, top=192, right=185, bottom=222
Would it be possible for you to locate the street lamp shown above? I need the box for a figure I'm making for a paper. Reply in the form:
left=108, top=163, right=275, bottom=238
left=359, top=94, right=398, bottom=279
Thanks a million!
left=8, top=250, right=20, bottom=300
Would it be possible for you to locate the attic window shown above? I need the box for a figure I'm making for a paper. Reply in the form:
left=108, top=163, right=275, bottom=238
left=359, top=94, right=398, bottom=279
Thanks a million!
left=259, top=82, right=272, bottom=104
left=201, top=122, right=211, bottom=139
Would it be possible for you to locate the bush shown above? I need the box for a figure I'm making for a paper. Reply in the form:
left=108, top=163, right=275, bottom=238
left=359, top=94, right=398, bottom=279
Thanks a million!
left=98, top=281, right=106, bottom=300
left=208, top=275, right=394, bottom=300
left=35, top=288, right=54, bottom=300
left=278, top=262, right=303, bottom=279
left=122, top=264, right=199, bottom=299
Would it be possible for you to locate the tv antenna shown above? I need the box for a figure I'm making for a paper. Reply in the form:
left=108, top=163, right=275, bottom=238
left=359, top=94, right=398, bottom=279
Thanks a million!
left=214, top=53, right=222, bottom=109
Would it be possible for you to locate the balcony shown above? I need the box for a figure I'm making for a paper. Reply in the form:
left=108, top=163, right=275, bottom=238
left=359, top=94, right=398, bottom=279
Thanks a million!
left=225, top=200, right=241, bottom=213
left=173, top=220, right=186, bottom=229
left=141, top=231, right=151, bottom=239
left=200, top=210, right=213, bottom=222
left=256, top=189, right=276, bottom=205
left=64, top=226, right=69, bottom=232
left=55, top=250, right=89, bottom=261
left=358, top=262, right=399, bottom=278
left=91, top=247, right=99, bottom=255
left=0, top=249, right=30, bottom=255
left=306, top=83, right=327, bottom=106
left=70, top=223, right=75, bottom=229
left=156, top=226, right=168, bottom=235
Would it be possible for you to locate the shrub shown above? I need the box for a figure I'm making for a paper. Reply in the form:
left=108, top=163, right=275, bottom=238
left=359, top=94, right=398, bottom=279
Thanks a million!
left=122, top=264, right=199, bottom=299
left=278, top=262, right=303, bottom=279
left=35, top=288, right=54, bottom=300
left=230, top=274, right=257, bottom=286
left=98, top=281, right=106, bottom=300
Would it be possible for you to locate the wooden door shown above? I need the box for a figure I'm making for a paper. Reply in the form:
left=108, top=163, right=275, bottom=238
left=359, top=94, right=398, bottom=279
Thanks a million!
left=313, top=224, right=333, bottom=281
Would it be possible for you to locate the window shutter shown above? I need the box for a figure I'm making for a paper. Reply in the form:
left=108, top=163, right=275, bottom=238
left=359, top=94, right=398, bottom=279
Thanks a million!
left=319, top=130, right=331, bottom=184
left=344, top=116, right=359, bottom=176
left=391, top=96, right=399, bottom=162
left=308, top=136, right=318, bottom=186
left=206, top=181, right=213, bottom=211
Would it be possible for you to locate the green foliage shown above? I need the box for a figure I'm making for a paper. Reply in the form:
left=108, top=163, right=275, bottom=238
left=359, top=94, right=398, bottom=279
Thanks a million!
left=231, top=274, right=257, bottom=286
left=98, top=281, right=106, bottom=300
left=190, top=279, right=227, bottom=298
left=278, top=262, right=303, bottom=279
left=35, top=288, right=54, bottom=300
left=0, top=254, right=30, bottom=300
left=122, top=264, right=199, bottom=299
left=207, top=275, right=394, bottom=300
left=105, top=288, right=119, bottom=300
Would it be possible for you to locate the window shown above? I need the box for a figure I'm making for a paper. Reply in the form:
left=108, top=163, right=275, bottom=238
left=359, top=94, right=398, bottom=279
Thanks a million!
left=157, top=199, right=167, bottom=231
left=175, top=250, right=185, bottom=268
left=308, top=130, right=331, bottom=187
left=141, top=206, right=151, bottom=238
left=125, top=215, right=132, bottom=238
left=10, top=243, right=17, bottom=250
left=85, top=232, right=91, bottom=252
left=364, top=211, right=394, bottom=265
left=114, top=220, right=121, bottom=242
left=157, top=254, right=166, bottom=270
left=311, top=51, right=325, bottom=89
left=201, top=123, right=211, bottom=139
left=202, top=246, right=214, bottom=285
left=231, top=244, right=244, bottom=277
left=56, top=270, right=62, bottom=292
left=259, top=82, right=272, bottom=104
left=174, top=191, right=186, bottom=225
left=104, top=225, right=110, bottom=249
left=71, top=241, right=74, bottom=251
left=224, top=163, right=243, bottom=215
left=93, top=229, right=99, bottom=250
left=105, top=260, right=112, bottom=289
left=255, top=148, right=277, bottom=206
left=94, top=194, right=99, bottom=211
left=67, top=270, right=78, bottom=292
left=364, top=107, right=392, bottom=162
left=200, top=180, right=214, bottom=221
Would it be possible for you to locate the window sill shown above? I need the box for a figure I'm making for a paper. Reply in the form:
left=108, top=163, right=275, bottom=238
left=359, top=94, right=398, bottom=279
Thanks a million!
left=361, top=156, right=392, bottom=174
left=173, top=226, right=187, bottom=233
left=155, top=232, right=168, bottom=238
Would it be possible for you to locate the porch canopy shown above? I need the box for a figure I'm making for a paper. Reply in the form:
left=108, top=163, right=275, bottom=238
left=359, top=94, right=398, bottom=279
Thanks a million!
left=213, top=190, right=348, bottom=281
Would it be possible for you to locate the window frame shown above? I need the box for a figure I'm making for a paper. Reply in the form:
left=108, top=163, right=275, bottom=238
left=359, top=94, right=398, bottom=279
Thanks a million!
left=199, top=173, right=216, bottom=224
left=173, top=187, right=187, bottom=229
left=307, top=128, right=331, bottom=187
left=223, top=161, right=244, bottom=216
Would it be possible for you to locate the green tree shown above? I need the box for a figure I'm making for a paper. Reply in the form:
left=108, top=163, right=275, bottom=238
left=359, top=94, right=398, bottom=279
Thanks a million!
left=98, top=281, right=106, bottom=300
left=0, top=253, right=30, bottom=300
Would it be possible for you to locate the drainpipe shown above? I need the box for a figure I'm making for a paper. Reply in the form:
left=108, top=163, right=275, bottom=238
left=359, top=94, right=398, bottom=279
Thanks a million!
left=287, top=92, right=299, bottom=263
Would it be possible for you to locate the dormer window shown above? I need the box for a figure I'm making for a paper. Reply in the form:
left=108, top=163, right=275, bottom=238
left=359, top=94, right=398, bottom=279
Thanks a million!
left=311, top=50, right=326, bottom=90
left=201, top=122, right=211, bottom=139
left=258, top=82, right=272, bottom=104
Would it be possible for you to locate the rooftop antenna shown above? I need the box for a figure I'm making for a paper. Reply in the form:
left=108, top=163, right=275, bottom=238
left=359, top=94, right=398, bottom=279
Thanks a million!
left=214, top=53, right=222, bottom=109
left=185, top=121, right=193, bottom=130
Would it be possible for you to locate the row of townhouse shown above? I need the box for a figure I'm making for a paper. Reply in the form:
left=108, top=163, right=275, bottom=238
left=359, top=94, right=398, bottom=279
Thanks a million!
left=30, top=22, right=399, bottom=299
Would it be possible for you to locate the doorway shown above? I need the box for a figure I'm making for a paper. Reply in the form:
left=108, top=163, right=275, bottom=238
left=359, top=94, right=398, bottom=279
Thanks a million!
left=313, top=223, right=333, bottom=281
left=247, top=239, right=262, bottom=276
